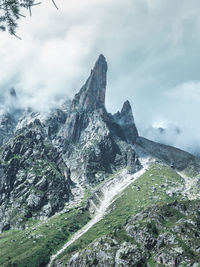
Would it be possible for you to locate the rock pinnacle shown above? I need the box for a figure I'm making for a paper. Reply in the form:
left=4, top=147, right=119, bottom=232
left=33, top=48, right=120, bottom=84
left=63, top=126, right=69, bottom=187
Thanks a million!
left=72, top=54, right=107, bottom=111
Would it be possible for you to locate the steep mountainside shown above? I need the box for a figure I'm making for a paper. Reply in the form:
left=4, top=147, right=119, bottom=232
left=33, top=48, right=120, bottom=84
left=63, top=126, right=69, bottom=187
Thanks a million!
left=0, top=55, right=199, bottom=267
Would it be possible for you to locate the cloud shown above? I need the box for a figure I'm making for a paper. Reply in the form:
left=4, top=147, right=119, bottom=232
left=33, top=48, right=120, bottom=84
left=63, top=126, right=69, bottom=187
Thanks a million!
left=1, top=0, right=200, bottom=154
left=142, top=80, right=200, bottom=155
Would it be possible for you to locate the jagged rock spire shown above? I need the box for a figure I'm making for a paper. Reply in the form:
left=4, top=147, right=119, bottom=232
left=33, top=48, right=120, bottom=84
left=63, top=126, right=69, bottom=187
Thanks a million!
left=121, top=100, right=133, bottom=118
left=72, top=54, right=107, bottom=111
left=113, top=100, right=138, bottom=143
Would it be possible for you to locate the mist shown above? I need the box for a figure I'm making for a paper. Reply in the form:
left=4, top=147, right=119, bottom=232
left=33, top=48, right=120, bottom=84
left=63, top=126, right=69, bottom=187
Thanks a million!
left=1, top=0, right=200, bottom=155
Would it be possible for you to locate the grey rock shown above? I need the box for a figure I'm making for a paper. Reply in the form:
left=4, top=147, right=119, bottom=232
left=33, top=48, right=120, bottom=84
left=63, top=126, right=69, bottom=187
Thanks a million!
left=136, top=137, right=200, bottom=171
left=63, top=200, right=200, bottom=267
left=72, top=54, right=107, bottom=111
left=65, top=237, right=148, bottom=267
left=0, top=118, right=72, bottom=231
left=113, top=100, right=138, bottom=144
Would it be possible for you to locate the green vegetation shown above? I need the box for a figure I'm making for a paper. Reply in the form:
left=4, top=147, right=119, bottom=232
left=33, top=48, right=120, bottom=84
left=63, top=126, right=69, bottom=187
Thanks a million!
left=58, top=198, right=200, bottom=266
left=147, top=256, right=157, bottom=267
left=81, top=188, right=91, bottom=207
left=1, top=163, right=197, bottom=266
left=146, top=221, right=159, bottom=237
left=111, top=228, right=136, bottom=245
left=0, top=209, right=90, bottom=266
left=56, top=164, right=185, bottom=263
left=13, top=154, right=22, bottom=160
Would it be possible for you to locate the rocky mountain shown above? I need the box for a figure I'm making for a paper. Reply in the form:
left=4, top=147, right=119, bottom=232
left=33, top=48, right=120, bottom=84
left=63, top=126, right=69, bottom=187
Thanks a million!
left=0, top=55, right=200, bottom=267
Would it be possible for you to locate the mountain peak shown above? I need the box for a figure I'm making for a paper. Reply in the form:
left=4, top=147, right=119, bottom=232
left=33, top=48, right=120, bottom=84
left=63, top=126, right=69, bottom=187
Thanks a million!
left=113, top=100, right=138, bottom=143
left=94, top=54, right=107, bottom=70
left=119, top=100, right=136, bottom=125
left=72, top=55, right=107, bottom=111
left=97, top=54, right=106, bottom=60
left=121, top=100, right=131, bottom=114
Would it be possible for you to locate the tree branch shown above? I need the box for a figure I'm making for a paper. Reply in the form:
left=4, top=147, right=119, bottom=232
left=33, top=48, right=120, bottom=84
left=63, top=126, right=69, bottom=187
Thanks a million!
left=0, top=0, right=58, bottom=37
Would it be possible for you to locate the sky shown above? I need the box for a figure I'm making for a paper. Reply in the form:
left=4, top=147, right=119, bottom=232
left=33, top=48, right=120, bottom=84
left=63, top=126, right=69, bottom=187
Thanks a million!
left=1, top=0, right=200, bottom=154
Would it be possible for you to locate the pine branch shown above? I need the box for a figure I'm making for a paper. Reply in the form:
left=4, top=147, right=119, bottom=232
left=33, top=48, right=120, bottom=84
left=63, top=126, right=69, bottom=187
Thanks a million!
left=0, top=0, right=58, bottom=37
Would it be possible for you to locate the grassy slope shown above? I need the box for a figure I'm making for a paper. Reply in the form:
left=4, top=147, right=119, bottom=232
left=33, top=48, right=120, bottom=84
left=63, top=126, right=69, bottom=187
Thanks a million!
left=0, top=209, right=90, bottom=267
left=55, top=164, right=185, bottom=264
left=65, top=199, right=200, bottom=267
left=0, top=163, right=193, bottom=266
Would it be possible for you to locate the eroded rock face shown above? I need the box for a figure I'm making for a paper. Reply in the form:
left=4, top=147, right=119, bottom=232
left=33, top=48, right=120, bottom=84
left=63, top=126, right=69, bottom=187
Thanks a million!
left=0, top=119, right=71, bottom=231
left=67, top=237, right=148, bottom=267
left=56, top=106, right=140, bottom=185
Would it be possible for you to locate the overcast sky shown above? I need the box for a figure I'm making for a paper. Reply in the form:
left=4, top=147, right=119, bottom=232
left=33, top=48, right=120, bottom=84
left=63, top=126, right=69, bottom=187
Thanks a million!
left=1, top=0, right=200, bottom=154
